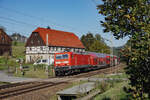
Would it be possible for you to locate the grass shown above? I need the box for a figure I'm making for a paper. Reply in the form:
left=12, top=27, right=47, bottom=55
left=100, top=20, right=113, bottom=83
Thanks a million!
left=96, top=72, right=128, bottom=79
left=0, top=41, right=55, bottom=78
left=14, top=64, right=55, bottom=78
left=0, top=42, right=25, bottom=70
left=0, top=64, right=7, bottom=70
left=95, top=64, right=128, bottom=79
left=12, top=42, right=25, bottom=59
left=93, top=66, right=129, bottom=100
left=0, top=81, right=10, bottom=85
left=11, top=42, right=55, bottom=78
left=0, top=56, right=7, bottom=70
left=0, top=56, right=19, bottom=71
left=94, top=81, right=129, bottom=100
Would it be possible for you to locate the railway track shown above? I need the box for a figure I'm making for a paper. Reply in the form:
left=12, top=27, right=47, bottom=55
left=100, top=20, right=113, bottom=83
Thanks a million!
left=0, top=81, right=67, bottom=99
left=0, top=82, right=32, bottom=90
left=0, top=64, right=124, bottom=99
left=61, top=63, right=124, bottom=78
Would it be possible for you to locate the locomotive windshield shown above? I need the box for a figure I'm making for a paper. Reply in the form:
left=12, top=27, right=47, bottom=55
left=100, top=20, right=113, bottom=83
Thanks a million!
left=56, top=54, right=68, bottom=59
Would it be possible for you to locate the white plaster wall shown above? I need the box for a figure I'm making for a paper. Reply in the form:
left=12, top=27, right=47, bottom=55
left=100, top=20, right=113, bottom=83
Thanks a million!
left=26, top=53, right=53, bottom=63
left=25, top=46, right=85, bottom=63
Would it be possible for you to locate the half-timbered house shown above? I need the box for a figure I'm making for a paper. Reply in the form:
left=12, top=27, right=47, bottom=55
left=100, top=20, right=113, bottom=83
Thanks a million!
left=25, top=27, right=85, bottom=63
left=0, top=29, right=12, bottom=56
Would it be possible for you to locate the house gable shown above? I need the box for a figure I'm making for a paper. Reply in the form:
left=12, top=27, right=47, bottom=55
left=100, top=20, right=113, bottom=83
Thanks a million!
left=0, top=29, right=12, bottom=45
left=25, top=32, right=45, bottom=47
left=0, top=29, right=12, bottom=55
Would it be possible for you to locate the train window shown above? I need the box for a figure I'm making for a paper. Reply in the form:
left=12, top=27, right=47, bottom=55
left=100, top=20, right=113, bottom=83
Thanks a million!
left=63, top=54, right=68, bottom=59
left=56, top=55, right=62, bottom=59
left=56, top=54, right=68, bottom=59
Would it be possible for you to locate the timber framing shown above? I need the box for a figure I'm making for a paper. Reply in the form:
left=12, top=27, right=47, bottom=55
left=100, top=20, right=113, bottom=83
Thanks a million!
left=0, top=29, right=12, bottom=56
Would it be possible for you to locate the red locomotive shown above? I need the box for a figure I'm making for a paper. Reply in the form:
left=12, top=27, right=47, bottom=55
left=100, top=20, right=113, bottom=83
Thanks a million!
left=54, top=52, right=119, bottom=76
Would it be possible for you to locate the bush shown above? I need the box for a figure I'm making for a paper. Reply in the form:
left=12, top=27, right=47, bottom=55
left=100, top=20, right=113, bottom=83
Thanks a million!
left=98, top=81, right=110, bottom=93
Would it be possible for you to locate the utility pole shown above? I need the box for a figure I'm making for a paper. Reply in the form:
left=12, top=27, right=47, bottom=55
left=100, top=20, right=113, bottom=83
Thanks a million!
left=110, top=33, right=114, bottom=73
left=103, top=34, right=114, bottom=73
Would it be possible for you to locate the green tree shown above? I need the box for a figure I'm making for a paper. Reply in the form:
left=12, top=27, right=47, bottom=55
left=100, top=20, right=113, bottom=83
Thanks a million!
left=13, top=41, right=18, bottom=46
left=89, top=40, right=110, bottom=54
left=120, top=39, right=132, bottom=64
left=81, top=33, right=110, bottom=53
left=97, top=0, right=150, bottom=99
left=81, top=32, right=95, bottom=51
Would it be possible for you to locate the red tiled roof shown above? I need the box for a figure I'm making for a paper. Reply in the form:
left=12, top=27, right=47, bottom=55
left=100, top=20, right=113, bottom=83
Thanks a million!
left=33, top=27, right=85, bottom=48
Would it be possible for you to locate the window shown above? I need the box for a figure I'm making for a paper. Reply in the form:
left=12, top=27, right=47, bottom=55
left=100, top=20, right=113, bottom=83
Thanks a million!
left=37, top=60, right=41, bottom=63
left=58, top=47, right=61, bottom=51
left=1, top=36, right=4, bottom=41
left=56, top=54, right=68, bottom=59
left=52, top=47, right=54, bottom=50
left=62, top=48, right=65, bottom=51
left=56, top=55, right=62, bottom=59
left=42, top=60, right=47, bottom=62
left=35, top=33, right=37, bottom=36
left=63, top=54, right=68, bottom=59
left=54, top=47, right=56, bottom=51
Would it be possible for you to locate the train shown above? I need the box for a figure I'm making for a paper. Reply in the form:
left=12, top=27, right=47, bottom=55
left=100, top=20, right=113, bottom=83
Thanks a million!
left=54, top=52, right=120, bottom=76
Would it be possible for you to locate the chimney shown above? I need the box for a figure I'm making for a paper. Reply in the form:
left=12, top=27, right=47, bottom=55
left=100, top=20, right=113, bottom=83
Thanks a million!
left=47, top=26, right=51, bottom=29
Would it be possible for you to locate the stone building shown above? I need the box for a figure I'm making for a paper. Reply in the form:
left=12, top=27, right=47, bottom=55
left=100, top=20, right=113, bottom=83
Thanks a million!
left=0, top=29, right=12, bottom=56
left=25, top=27, right=85, bottom=63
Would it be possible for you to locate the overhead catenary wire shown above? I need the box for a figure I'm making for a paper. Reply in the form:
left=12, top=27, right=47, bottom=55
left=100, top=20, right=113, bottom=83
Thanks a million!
left=0, top=16, right=38, bottom=27
left=0, top=18, right=34, bottom=30
left=0, top=20, right=31, bottom=36
left=0, top=6, right=84, bottom=36
left=0, top=26, right=28, bottom=36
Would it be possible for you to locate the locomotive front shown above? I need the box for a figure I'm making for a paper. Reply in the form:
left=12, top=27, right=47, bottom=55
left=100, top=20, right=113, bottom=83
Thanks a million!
left=54, top=52, right=71, bottom=76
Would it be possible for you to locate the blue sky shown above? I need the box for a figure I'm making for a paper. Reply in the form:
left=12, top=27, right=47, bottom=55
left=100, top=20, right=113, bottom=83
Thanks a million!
left=0, top=0, right=128, bottom=47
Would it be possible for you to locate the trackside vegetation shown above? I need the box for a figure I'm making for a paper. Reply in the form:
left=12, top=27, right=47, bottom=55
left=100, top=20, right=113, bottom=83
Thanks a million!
left=97, top=0, right=150, bottom=99
left=94, top=81, right=129, bottom=100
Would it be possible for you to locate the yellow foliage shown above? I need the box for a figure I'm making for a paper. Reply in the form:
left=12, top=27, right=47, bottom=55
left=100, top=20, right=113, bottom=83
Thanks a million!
left=124, top=14, right=130, bottom=19
left=131, top=17, right=136, bottom=22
